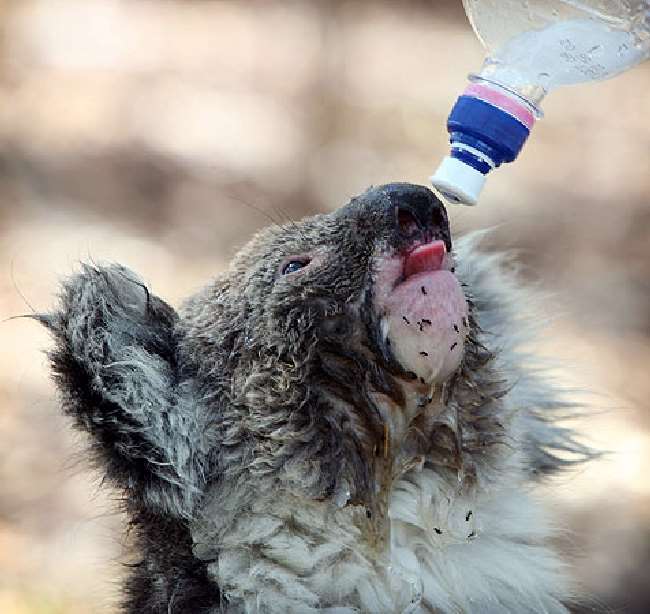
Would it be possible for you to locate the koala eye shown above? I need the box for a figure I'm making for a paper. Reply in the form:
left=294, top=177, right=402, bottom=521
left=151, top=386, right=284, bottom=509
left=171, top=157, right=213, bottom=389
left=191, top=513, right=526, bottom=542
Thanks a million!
left=281, top=258, right=310, bottom=276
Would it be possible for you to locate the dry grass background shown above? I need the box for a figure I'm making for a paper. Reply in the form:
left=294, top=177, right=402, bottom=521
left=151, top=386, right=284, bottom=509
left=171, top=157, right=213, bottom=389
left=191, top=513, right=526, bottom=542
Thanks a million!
left=0, top=1, right=648, bottom=612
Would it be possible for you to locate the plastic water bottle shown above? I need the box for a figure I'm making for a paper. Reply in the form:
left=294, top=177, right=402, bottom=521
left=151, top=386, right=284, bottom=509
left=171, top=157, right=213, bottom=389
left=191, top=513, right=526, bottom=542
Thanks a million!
left=430, top=0, right=650, bottom=206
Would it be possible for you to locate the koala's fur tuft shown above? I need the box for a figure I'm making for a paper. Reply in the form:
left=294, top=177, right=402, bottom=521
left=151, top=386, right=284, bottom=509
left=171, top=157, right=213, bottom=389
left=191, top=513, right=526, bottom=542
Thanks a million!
left=40, top=184, right=592, bottom=613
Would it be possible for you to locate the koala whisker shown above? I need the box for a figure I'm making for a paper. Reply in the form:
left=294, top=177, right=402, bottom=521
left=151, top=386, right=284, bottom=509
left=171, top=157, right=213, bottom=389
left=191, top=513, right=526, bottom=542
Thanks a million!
left=10, top=258, right=36, bottom=314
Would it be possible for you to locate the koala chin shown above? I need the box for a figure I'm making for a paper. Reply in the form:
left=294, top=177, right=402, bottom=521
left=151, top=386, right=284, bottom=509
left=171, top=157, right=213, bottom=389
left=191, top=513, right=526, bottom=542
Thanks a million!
left=39, top=183, right=592, bottom=613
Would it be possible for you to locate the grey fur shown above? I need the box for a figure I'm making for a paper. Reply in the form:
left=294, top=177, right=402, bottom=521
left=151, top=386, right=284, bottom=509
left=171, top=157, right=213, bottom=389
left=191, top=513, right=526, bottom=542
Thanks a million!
left=42, top=264, right=213, bottom=519
left=39, top=184, right=591, bottom=612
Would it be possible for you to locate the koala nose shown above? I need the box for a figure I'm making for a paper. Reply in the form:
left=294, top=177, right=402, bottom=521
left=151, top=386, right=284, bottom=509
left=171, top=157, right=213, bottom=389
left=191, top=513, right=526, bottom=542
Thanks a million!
left=383, top=183, right=451, bottom=250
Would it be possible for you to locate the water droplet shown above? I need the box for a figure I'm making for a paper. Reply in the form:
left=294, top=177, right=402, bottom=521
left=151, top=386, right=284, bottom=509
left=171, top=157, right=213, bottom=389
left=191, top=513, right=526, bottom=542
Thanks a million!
left=334, top=480, right=351, bottom=507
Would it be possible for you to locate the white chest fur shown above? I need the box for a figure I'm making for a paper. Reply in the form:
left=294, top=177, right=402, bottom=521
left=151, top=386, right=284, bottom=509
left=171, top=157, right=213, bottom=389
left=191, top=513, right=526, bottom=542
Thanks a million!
left=208, top=464, right=570, bottom=613
left=387, top=469, right=570, bottom=613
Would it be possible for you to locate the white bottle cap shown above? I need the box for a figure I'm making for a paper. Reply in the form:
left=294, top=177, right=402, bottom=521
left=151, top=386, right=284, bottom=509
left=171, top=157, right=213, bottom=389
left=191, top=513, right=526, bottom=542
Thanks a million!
left=430, top=156, right=486, bottom=206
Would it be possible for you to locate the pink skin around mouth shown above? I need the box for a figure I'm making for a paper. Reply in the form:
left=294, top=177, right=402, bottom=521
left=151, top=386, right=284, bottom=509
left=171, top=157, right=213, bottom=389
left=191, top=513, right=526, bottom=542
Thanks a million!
left=374, top=240, right=469, bottom=384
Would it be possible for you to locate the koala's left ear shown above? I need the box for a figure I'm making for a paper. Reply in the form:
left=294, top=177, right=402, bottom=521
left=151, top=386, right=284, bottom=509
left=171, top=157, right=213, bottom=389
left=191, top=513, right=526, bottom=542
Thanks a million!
left=39, top=264, right=209, bottom=518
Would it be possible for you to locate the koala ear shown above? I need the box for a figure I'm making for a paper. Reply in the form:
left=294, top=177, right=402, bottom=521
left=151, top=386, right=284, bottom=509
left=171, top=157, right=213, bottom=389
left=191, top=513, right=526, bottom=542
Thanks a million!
left=40, top=264, right=209, bottom=518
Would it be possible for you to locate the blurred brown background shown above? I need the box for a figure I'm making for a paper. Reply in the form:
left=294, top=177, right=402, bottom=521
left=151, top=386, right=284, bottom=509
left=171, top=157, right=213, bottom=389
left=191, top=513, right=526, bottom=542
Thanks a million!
left=0, top=1, right=648, bottom=612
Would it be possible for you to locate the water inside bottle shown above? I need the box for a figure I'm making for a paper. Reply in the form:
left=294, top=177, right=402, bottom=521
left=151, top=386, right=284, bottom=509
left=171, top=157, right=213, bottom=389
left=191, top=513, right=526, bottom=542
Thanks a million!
left=481, top=17, right=648, bottom=102
left=464, top=0, right=650, bottom=104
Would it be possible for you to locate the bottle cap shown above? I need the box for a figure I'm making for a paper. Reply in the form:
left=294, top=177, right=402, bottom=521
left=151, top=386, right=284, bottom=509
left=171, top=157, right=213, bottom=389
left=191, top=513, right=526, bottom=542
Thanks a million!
left=432, top=81, right=536, bottom=206
left=430, top=156, right=486, bottom=206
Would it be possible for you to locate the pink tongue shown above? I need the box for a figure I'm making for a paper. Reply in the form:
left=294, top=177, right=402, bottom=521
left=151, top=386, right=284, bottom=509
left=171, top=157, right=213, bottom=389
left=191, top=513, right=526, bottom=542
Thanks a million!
left=404, top=240, right=446, bottom=278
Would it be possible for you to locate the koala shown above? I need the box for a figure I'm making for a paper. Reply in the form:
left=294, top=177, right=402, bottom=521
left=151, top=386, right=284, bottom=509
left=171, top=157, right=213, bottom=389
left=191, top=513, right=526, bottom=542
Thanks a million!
left=39, top=183, right=591, bottom=613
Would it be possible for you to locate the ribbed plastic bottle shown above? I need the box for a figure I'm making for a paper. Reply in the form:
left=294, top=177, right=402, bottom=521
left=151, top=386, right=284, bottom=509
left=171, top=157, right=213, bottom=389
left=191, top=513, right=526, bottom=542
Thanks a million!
left=431, top=0, right=650, bottom=206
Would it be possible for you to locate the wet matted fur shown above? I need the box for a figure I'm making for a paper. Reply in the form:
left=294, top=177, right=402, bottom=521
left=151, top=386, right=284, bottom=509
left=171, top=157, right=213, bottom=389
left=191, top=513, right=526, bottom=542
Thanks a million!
left=38, top=184, right=592, bottom=613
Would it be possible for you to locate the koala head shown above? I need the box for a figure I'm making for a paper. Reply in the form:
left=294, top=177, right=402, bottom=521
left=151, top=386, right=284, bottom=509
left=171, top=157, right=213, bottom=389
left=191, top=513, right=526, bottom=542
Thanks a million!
left=179, top=183, right=473, bottom=521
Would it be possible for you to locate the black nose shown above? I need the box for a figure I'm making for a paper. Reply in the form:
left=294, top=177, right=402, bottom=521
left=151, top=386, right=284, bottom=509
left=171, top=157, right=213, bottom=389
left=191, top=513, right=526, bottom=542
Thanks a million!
left=382, top=183, right=451, bottom=250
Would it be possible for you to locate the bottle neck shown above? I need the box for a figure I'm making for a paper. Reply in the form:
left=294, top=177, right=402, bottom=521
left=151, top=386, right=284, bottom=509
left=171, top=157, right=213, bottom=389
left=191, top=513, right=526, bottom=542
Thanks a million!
left=468, top=73, right=545, bottom=119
